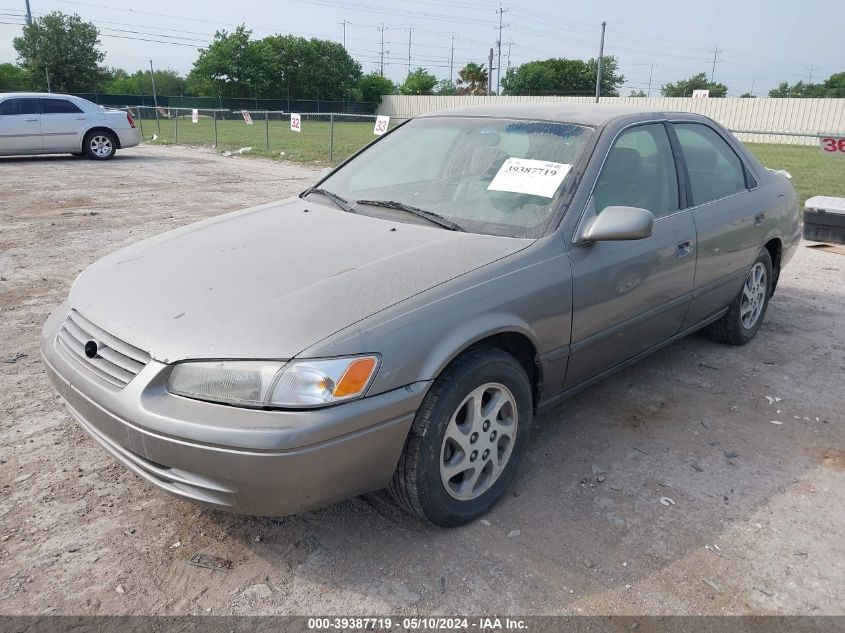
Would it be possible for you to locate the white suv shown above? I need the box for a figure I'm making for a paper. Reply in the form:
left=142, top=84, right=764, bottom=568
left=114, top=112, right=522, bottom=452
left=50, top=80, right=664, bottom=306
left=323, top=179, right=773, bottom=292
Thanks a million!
left=0, top=92, right=140, bottom=160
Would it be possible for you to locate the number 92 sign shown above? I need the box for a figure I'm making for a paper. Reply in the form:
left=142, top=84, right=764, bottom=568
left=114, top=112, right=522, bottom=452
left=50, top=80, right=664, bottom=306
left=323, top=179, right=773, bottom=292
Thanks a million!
left=820, top=136, right=845, bottom=156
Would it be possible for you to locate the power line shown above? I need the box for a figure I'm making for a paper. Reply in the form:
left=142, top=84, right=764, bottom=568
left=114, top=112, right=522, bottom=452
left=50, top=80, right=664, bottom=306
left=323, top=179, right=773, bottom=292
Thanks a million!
left=709, top=46, right=723, bottom=83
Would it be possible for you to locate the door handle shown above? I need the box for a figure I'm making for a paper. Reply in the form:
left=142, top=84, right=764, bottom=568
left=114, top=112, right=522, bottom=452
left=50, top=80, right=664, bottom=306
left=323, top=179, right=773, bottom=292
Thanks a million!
left=754, top=212, right=765, bottom=226
left=676, top=239, right=692, bottom=258
left=25, top=117, right=38, bottom=122
left=75, top=116, right=87, bottom=120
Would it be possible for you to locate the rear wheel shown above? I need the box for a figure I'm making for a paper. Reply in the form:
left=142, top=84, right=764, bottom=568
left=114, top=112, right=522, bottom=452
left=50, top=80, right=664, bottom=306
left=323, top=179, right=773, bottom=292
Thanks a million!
left=389, top=346, right=533, bottom=527
left=706, top=248, right=773, bottom=346
left=83, top=130, right=117, bottom=160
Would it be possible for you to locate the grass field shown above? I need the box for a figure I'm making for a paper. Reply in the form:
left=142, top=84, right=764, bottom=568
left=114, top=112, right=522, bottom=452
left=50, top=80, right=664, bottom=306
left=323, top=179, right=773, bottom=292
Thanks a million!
left=140, top=115, right=383, bottom=164
left=139, top=116, right=844, bottom=206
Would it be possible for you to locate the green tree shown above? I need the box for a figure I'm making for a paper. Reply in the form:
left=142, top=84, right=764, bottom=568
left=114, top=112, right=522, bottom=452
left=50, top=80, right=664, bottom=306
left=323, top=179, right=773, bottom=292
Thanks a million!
left=456, top=62, right=488, bottom=95
left=0, top=63, right=28, bottom=90
left=187, top=26, right=267, bottom=98
left=399, top=67, right=437, bottom=95
left=101, top=69, right=186, bottom=95
left=13, top=11, right=104, bottom=92
left=661, top=72, right=727, bottom=97
left=769, top=73, right=845, bottom=98
left=354, top=72, right=396, bottom=107
left=434, top=79, right=457, bottom=95
left=501, top=57, right=623, bottom=96
left=629, top=89, right=647, bottom=97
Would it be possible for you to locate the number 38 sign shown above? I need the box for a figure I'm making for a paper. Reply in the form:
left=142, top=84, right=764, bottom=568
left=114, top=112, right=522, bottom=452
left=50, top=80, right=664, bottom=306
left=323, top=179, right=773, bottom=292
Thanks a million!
left=820, top=136, right=845, bottom=156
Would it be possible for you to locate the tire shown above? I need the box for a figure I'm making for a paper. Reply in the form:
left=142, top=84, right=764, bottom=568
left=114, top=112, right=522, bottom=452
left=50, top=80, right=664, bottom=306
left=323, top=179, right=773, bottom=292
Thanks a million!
left=83, top=130, right=118, bottom=160
left=389, top=346, right=533, bottom=527
left=706, top=248, right=773, bottom=346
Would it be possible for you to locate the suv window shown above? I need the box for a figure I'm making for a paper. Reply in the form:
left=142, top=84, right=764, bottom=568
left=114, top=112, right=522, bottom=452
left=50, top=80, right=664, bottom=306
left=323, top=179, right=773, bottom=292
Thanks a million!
left=0, top=98, right=40, bottom=116
left=593, top=123, right=680, bottom=218
left=41, top=98, right=83, bottom=114
left=673, top=123, right=747, bottom=205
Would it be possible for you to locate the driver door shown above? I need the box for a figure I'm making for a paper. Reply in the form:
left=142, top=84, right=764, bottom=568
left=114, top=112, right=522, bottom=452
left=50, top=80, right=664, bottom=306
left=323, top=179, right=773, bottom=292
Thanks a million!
left=564, top=122, right=696, bottom=388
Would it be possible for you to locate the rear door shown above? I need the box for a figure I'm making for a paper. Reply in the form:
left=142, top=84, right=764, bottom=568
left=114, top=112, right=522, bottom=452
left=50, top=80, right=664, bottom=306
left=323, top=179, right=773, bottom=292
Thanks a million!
left=0, top=98, right=42, bottom=153
left=565, top=122, right=696, bottom=388
left=40, top=97, right=88, bottom=151
left=670, top=122, right=765, bottom=327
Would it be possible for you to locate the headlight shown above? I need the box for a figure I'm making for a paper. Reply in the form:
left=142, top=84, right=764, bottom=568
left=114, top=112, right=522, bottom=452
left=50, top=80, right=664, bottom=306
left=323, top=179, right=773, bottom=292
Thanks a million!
left=166, top=356, right=380, bottom=409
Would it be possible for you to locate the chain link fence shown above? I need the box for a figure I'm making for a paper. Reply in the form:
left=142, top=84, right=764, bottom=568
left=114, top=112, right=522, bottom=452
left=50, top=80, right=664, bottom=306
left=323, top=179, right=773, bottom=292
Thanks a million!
left=126, top=106, right=405, bottom=164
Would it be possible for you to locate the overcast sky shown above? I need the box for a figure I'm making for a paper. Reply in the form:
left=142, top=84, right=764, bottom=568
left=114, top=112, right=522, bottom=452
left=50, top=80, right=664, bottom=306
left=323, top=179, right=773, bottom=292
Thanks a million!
left=1, top=0, right=842, bottom=96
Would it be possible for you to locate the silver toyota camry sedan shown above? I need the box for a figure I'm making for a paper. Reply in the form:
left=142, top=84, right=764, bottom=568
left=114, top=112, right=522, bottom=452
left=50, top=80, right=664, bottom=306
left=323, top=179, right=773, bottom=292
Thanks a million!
left=41, top=104, right=800, bottom=526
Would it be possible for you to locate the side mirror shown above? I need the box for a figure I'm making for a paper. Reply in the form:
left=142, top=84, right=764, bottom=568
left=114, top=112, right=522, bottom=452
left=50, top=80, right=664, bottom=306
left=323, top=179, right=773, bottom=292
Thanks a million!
left=582, top=205, right=654, bottom=242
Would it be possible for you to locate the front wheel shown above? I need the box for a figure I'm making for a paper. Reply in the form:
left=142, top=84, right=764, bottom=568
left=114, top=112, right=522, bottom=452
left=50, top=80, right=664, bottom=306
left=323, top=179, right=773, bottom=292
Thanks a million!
left=706, top=248, right=773, bottom=346
left=389, top=346, right=533, bottom=527
left=83, top=130, right=117, bottom=160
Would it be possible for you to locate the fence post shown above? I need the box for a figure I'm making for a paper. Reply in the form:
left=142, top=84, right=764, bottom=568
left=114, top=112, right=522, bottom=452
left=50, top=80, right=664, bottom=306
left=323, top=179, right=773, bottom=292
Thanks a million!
left=329, top=113, right=334, bottom=163
left=174, top=109, right=179, bottom=143
left=136, top=107, right=144, bottom=138
left=213, top=111, right=218, bottom=148
left=265, top=111, right=270, bottom=151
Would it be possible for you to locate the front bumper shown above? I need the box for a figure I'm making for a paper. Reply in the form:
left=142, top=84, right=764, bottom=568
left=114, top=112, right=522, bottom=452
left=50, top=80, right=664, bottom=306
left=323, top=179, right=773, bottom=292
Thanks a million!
left=40, top=307, right=429, bottom=516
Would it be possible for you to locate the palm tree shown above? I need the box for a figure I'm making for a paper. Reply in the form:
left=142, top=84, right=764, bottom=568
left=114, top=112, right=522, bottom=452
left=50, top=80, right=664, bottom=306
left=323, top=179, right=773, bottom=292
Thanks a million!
left=456, top=62, right=488, bottom=95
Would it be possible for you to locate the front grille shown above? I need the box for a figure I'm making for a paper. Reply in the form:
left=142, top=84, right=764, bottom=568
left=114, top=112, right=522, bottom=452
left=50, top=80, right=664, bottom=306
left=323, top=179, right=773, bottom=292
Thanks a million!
left=56, top=310, right=150, bottom=388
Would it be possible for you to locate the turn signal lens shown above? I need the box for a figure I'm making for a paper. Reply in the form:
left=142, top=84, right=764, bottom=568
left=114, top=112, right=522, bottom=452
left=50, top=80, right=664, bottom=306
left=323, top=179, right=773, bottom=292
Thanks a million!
left=333, top=357, right=379, bottom=397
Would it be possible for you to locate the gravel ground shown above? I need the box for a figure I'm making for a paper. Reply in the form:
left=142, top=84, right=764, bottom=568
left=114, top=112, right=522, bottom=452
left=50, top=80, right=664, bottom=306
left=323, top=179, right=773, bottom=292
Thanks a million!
left=1, top=145, right=843, bottom=616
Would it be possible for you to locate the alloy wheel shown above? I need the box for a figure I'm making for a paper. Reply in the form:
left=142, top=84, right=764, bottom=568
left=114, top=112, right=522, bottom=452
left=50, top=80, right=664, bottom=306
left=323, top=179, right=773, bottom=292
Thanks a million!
left=740, top=262, right=766, bottom=329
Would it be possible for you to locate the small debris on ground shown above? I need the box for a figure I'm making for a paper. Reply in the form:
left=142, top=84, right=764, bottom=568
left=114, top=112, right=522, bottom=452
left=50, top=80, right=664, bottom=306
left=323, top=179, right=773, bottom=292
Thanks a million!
left=169, top=541, right=181, bottom=549
left=3, top=352, right=26, bottom=364
left=187, top=553, right=233, bottom=572
left=507, top=529, right=520, bottom=538
left=115, top=584, right=125, bottom=595
left=691, top=462, right=704, bottom=472
left=724, top=451, right=738, bottom=459
left=703, top=579, right=722, bottom=593
left=479, top=519, right=490, bottom=526
left=439, top=577, right=446, bottom=594
left=659, top=497, right=675, bottom=506
left=754, top=586, right=774, bottom=597
left=771, top=420, right=783, bottom=425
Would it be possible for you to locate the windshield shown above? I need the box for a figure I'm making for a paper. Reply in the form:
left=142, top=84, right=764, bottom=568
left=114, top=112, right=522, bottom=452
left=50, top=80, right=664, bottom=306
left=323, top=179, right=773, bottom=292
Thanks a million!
left=317, top=116, right=593, bottom=238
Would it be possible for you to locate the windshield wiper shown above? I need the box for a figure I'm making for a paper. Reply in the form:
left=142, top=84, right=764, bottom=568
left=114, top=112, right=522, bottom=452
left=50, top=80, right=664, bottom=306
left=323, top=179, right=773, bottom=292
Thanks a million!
left=355, top=199, right=464, bottom=231
left=301, top=188, right=355, bottom=213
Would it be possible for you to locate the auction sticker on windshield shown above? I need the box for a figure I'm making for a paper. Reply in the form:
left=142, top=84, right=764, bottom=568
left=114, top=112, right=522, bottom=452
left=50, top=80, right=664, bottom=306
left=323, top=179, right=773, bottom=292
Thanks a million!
left=487, top=158, right=572, bottom=198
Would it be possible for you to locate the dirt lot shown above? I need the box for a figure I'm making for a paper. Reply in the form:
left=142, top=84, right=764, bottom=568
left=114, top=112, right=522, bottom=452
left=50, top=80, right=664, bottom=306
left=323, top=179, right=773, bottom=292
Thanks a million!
left=1, top=145, right=843, bottom=616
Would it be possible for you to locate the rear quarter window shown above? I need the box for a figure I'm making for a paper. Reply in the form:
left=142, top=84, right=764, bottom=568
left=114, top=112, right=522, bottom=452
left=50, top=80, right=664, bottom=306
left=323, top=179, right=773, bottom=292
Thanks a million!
left=673, top=123, right=748, bottom=205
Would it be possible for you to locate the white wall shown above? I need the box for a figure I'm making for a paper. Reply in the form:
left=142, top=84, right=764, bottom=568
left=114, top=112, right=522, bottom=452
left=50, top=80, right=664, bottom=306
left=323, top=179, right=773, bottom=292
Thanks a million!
left=378, top=96, right=845, bottom=145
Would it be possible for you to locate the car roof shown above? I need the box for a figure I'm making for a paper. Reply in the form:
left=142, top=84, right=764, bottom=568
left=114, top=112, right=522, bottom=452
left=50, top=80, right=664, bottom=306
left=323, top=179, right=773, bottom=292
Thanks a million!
left=0, top=92, right=84, bottom=100
left=418, top=102, right=687, bottom=126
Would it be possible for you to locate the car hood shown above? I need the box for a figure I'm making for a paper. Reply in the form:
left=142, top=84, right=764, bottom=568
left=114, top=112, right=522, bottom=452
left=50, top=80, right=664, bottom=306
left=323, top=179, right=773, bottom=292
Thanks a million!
left=68, top=198, right=530, bottom=362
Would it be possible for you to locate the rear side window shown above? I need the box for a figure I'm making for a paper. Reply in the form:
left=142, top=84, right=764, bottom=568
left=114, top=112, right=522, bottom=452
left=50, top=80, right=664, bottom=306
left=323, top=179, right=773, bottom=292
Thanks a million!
left=673, top=123, right=747, bottom=205
left=41, top=98, right=83, bottom=114
left=593, top=123, right=680, bottom=218
left=0, top=98, right=39, bottom=115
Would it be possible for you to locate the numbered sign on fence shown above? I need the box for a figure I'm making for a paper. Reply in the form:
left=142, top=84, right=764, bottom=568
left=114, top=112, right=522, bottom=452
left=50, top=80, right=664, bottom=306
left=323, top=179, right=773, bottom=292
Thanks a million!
left=242, top=111, right=253, bottom=125
left=373, top=115, right=390, bottom=136
left=191, top=109, right=199, bottom=124
left=692, top=89, right=710, bottom=99
left=290, top=113, right=301, bottom=132
left=820, top=136, right=845, bottom=157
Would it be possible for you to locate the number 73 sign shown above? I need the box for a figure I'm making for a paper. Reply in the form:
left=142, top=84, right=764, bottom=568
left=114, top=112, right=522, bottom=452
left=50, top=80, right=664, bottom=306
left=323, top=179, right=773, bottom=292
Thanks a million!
left=820, top=136, right=845, bottom=156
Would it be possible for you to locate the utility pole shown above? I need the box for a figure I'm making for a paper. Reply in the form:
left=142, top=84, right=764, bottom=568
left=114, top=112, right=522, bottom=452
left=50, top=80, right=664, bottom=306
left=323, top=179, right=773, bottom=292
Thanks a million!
left=449, top=34, right=457, bottom=82
left=340, top=20, right=347, bottom=49
left=594, top=21, right=606, bottom=103
left=487, top=47, right=494, bottom=96
left=506, top=40, right=512, bottom=72
left=709, top=46, right=723, bottom=83
left=378, top=24, right=387, bottom=76
left=807, top=65, right=816, bottom=85
left=24, top=0, right=32, bottom=24
left=750, top=76, right=756, bottom=97
left=647, top=63, right=654, bottom=97
left=149, top=59, right=161, bottom=136
left=495, top=5, right=509, bottom=95
left=44, top=67, right=50, bottom=92
left=407, top=26, right=413, bottom=76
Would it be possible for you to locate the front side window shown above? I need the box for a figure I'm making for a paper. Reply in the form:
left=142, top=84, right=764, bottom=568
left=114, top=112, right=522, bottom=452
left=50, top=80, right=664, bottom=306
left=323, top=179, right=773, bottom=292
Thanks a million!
left=0, top=98, right=39, bottom=116
left=41, top=98, right=83, bottom=114
left=318, top=117, right=594, bottom=238
left=592, top=123, right=680, bottom=218
left=673, top=123, right=747, bottom=205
